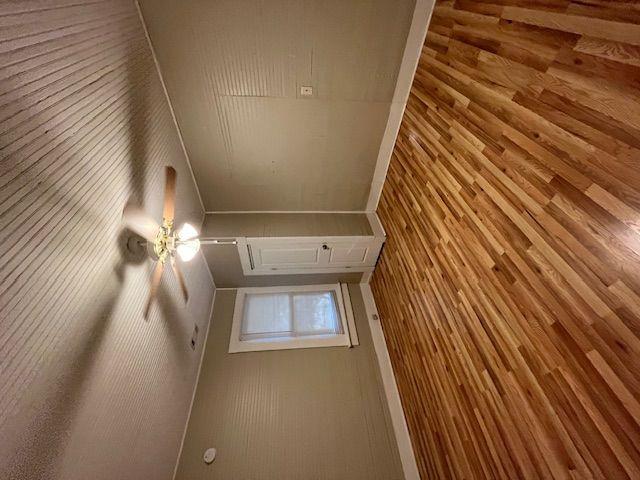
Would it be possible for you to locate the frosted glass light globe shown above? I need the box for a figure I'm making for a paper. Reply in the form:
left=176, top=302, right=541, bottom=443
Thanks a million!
left=177, top=222, right=198, bottom=240
left=177, top=239, right=200, bottom=262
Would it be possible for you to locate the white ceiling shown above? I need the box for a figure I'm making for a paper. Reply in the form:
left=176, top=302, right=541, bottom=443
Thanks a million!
left=139, top=0, right=415, bottom=211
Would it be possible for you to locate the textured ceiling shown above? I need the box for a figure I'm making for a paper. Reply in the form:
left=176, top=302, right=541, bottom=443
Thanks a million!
left=138, top=0, right=415, bottom=211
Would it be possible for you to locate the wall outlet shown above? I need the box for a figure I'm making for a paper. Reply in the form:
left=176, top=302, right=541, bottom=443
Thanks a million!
left=300, top=85, right=313, bottom=96
left=190, top=324, right=199, bottom=350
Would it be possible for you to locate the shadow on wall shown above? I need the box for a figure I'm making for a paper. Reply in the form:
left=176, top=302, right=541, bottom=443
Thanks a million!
left=0, top=33, right=187, bottom=479
left=157, top=281, right=192, bottom=370
left=126, top=39, right=149, bottom=206
left=1, top=279, right=121, bottom=479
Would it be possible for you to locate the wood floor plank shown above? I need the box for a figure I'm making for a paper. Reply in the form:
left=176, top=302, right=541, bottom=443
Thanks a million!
left=371, top=1, right=640, bottom=478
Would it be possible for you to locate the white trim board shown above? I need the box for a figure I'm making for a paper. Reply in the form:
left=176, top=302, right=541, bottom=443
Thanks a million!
left=341, top=283, right=360, bottom=347
left=365, top=0, right=435, bottom=212
left=367, top=211, right=386, bottom=237
left=360, top=283, right=420, bottom=480
left=135, top=1, right=205, bottom=214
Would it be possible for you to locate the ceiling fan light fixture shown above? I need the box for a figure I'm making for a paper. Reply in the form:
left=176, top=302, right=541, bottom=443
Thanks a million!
left=177, top=239, right=200, bottom=262
left=177, top=222, right=199, bottom=241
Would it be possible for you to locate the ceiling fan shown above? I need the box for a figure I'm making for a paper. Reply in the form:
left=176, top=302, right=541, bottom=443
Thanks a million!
left=121, top=166, right=230, bottom=319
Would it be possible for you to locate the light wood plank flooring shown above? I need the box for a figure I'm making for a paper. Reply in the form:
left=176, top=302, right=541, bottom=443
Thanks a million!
left=371, top=1, right=640, bottom=478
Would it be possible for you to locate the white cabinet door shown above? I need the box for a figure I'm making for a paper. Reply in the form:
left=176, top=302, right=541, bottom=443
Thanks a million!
left=238, top=237, right=383, bottom=275
left=250, top=241, right=325, bottom=270
left=325, top=239, right=383, bottom=268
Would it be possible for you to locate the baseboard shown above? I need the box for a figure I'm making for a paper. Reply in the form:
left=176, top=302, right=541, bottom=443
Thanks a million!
left=360, top=283, right=420, bottom=480
left=365, top=0, right=435, bottom=211
left=172, top=288, right=217, bottom=480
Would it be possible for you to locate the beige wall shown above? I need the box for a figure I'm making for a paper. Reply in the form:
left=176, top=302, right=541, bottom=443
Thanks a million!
left=0, top=1, right=213, bottom=479
left=175, top=286, right=403, bottom=480
left=138, top=0, right=415, bottom=211
left=202, top=213, right=372, bottom=238
left=202, top=213, right=369, bottom=287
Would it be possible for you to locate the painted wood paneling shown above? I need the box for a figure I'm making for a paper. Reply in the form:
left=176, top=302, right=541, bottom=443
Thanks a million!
left=371, top=1, right=640, bottom=478
left=0, top=1, right=213, bottom=479
left=202, top=213, right=372, bottom=238
left=175, top=286, right=403, bottom=480
left=137, top=0, right=415, bottom=211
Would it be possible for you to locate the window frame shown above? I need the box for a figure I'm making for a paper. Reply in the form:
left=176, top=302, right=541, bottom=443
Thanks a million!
left=229, top=284, right=352, bottom=353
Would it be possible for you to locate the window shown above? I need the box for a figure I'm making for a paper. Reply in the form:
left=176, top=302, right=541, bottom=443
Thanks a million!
left=229, top=284, right=353, bottom=352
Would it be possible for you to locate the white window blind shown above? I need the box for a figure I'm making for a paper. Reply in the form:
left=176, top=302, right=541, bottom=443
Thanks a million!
left=240, top=291, right=343, bottom=341
left=229, top=285, right=352, bottom=352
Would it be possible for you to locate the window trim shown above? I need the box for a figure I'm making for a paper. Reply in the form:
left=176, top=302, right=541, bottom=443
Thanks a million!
left=229, top=284, right=352, bottom=353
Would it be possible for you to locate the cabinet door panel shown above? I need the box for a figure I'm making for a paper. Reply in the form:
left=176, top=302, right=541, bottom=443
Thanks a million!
left=258, top=246, right=322, bottom=267
left=326, top=239, right=381, bottom=267
left=329, top=246, right=368, bottom=264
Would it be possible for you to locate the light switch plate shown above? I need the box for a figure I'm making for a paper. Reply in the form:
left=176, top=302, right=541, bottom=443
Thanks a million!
left=300, top=85, right=313, bottom=96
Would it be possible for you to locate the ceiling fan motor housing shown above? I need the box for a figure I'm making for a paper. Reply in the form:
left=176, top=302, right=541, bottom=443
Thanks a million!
left=150, top=220, right=175, bottom=263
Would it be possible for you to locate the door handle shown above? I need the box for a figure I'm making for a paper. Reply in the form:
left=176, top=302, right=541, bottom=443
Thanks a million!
left=322, top=244, right=329, bottom=250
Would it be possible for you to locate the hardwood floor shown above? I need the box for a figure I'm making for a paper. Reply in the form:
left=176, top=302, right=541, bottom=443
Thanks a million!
left=370, top=1, right=640, bottom=478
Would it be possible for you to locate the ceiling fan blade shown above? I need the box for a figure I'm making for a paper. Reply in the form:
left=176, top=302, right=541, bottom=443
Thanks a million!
left=162, top=166, right=177, bottom=224
left=144, top=261, right=164, bottom=320
left=122, top=204, right=159, bottom=242
left=170, top=256, right=189, bottom=302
